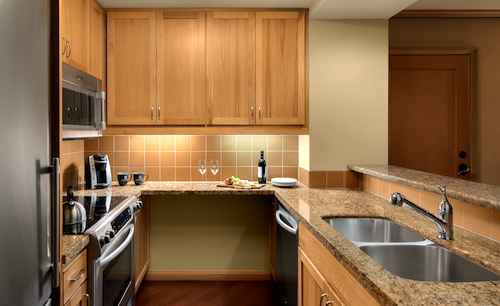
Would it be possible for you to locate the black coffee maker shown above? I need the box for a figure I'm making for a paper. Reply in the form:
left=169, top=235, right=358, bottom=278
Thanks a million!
left=85, top=154, right=112, bottom=189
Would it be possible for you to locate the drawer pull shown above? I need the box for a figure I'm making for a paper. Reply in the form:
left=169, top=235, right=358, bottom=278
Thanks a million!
left=70, top=269, right=85, bottom=282
left=319, top=294, right=327, bottom=306
left=84, top=293, right=90, bottom=306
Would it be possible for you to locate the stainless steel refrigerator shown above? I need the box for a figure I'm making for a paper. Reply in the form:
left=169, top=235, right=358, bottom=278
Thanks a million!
left=0, top=0, right=60, bottom=305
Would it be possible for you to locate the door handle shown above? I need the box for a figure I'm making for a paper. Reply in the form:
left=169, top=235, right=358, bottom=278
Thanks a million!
left=158, top=106, right=161, bottom=120
left=251, top=106, right=254, bottom=120
left=151, top=107, right=153, bottom=120
left=258, top=106, right=261, bottom=120
left=62, top=37, right=67, bottom=55
left=276, top=210, right=298, bottom=234
left=319, top=294, right=327, bottom=306
left=66, top=41, right=71, bottom=58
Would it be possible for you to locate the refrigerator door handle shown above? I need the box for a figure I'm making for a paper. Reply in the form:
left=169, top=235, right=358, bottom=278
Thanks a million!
left=49, top=158, right=60, bottom=288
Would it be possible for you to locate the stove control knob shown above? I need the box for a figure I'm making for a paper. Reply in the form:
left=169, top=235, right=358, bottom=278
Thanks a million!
left=106, top=230, right=115, bottom=239
left=100, top=235, right=110, bottom=246
left=137, top=201, right=143, bottom=208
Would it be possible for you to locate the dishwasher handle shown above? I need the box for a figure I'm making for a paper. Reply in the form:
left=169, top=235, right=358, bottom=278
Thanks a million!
left=276, top=209, right=298, bottom=235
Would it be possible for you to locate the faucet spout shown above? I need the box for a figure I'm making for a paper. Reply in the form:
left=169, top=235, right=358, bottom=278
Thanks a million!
left=389, top=186, right=453, bottom=241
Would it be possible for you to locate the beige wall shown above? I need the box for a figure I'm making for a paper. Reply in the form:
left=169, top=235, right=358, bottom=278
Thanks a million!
left=149, top=195, right=271, bottom=271
left=389, top=17, right=500, bottom=187
left=308, top=20, right=389, bottom=171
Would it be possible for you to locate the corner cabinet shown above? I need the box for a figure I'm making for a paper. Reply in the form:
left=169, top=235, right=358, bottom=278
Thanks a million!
left=298, top=223, right=381, bottom=306
left=105, top=9, right=308, bottom=130
left=107, top=12, right=157, bottom=125
left=256, top=11, right=306, bottom=125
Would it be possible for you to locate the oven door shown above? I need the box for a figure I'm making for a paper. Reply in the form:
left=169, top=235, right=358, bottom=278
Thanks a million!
left=91, top=223, right=135, bottom=306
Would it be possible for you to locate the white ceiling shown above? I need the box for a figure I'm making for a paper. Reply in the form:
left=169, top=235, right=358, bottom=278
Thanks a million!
left=97, top=0, right=500, bottom=18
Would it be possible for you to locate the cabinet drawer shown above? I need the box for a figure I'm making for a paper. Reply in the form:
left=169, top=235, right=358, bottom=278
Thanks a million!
left=63, top=249, right=88, bottom=304
left=65, top=280, right=88, bottom=306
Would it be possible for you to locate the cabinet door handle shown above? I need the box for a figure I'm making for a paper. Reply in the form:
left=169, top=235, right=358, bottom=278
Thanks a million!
left=84, top=293, right=90, bottom=306
left=151, top=107, right=154, bottom=120
left=67, top=107, right=72, bottom=120
left=62, top=37, right=67, bottom=55
left=74, top=107, right=79, bottom=120
left=258, top=106, right=261, bottom=120
left=66, top=41, right=71, bottom=58
left=326, top=302, right=334, bottom=306
left=251, top=106, right=254, bottom=119
left=319, top=294, right=327, bottom=306
left=158, top=106, right=161, bottom=120
left=70, top=269, right=85, bottom=282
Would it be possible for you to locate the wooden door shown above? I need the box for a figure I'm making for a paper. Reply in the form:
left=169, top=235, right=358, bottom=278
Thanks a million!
left=157, top=12, right=205, bottom=125
left=107, top=12, right=157, bottom=125
left=389, top=55, right=471, bottom=179
left=89, top=0, right=105, bottom=85
left=65, top=280, right=88, bottom=306
left=256, top=11, right=306, bottom=125
left=207, top=11, right=256, bottom=125
left=62, top=0, right=90, bottom=72
left=135, top=197, right=150, bottom=292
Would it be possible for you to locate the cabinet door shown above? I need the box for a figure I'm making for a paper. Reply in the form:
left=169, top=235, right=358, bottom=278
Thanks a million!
left=135, top=197, right=150, bottom=292
left=89, top=0, right=105, bottom=84
left=256, top=11, right=306, bottom=125
left=299, top=247, right=344, bottom=306
left=65, top=280, right=88, bottom=306
left=62, top=0, right=90, bottom=72
left=207, top=11, right=256, bottom=125
left=157, top=12, right=205, bottom=125
left=107, top=12, right=157, bottom=125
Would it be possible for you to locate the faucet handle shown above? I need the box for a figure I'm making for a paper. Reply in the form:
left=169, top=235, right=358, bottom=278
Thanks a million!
left=436, top=185, right=452, bottom=213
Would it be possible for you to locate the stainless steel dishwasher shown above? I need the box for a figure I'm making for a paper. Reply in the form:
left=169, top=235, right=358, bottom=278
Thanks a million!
left=275, top=201, right=299, bottom=306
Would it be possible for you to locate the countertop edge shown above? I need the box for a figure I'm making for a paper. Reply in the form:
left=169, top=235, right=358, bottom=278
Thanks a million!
left=348, top=164, right=500, bottom=211
left=62, top=235, right=90, bottom=270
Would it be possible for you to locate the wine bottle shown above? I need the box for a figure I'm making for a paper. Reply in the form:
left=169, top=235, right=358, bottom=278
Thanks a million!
left=258, top=150, right=266, bottom=184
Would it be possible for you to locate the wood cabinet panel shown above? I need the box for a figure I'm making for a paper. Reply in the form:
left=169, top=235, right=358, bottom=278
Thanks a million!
left=135, top=196, right=150, bottom=292
left=65, top=280, right=88, bottom=306
left=299, top=223, right=380, bottom=306
left=157, top=12, right=205, bottom=125
left=207, top=11, right=256, bottom=125
left=89, top=0, right=105, bottom=84
left=62, top=0, right=90, bottom=72
left=256, top=11, right=305, bottom=125
left=107, top=12, right=157, bottom=125
left=63, top=249, right=87, bottom=305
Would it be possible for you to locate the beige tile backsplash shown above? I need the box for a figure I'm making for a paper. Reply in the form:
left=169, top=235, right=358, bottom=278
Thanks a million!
left=84, top=135, right=299, bottom=182
left=361, top=174, right=500, bottom=243
left=61, top=140, right=85, bottom=190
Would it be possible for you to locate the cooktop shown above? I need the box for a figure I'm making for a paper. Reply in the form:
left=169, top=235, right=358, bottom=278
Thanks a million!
left=63, top=195, right=130, bottom=230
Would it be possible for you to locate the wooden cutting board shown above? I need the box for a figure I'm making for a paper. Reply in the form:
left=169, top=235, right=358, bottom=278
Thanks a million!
left=217, top=183, right=265, bottom=189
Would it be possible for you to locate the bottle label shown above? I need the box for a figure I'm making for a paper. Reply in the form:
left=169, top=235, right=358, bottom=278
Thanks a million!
left=258, top=167, right=262, bottom=178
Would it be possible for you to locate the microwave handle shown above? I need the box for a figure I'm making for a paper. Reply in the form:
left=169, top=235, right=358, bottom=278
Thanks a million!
left=95, top=91, right=106, bottom=130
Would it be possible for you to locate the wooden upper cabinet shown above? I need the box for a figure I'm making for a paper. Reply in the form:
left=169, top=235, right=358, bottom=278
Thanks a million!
left=256, top=11, right=306, bottom=125
left=107, top=12, right=157, bottom=125
left=207, top=11, right=256, bottom=125
left=62, top=0, right=90, bottom=72
left=89, top=0, right=105, bottom=84
left=157, top=12, right=206, bottom=125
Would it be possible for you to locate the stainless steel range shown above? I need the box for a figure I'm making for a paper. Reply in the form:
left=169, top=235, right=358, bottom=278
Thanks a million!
left=66, top=194, right=142, bottom=306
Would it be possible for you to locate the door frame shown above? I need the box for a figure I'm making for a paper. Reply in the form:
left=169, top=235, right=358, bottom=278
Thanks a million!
left=389, top=48, right=477, bottom=180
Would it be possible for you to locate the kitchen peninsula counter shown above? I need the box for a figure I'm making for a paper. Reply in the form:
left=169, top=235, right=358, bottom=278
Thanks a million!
left=64, top=181, right=500, bottom=305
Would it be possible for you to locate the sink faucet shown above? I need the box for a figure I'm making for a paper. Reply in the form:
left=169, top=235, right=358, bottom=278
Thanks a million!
left=389, top=185, right=453, bottom=240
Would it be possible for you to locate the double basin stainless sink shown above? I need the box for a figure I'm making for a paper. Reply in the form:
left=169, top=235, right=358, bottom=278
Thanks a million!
left=324, top=218, right=500, bottom=282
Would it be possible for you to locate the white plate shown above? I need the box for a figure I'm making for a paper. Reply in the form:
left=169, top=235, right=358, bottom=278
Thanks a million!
left=271, top=177, right=297, bottom=184
left=271, top=177, right=297, bottom=187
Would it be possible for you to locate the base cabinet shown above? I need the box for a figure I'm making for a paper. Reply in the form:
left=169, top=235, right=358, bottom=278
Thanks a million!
left=298, top=223, right=380, bottom=306
left=63, top=249, right=88, bottom=305
left=135, top=196, right=150, bottom=291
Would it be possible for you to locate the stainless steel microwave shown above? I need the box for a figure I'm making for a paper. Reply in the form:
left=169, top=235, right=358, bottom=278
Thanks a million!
left=62, top=62, right=106, bottom=140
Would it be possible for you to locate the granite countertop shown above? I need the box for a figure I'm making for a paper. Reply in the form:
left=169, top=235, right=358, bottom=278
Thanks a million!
left=62, top=235, right=89, bottom=269
left=63, top=181, right=500, bottom=305
left=348, top=164, right=500, bottom=211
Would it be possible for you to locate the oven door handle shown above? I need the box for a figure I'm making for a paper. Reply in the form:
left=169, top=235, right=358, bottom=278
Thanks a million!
left=100, top=223, right=135, bottom=268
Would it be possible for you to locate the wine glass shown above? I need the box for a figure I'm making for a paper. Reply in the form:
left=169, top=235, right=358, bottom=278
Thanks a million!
left=210, top=160, right=219, bottom=182
left=198, top=159, right=207, bottom=181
